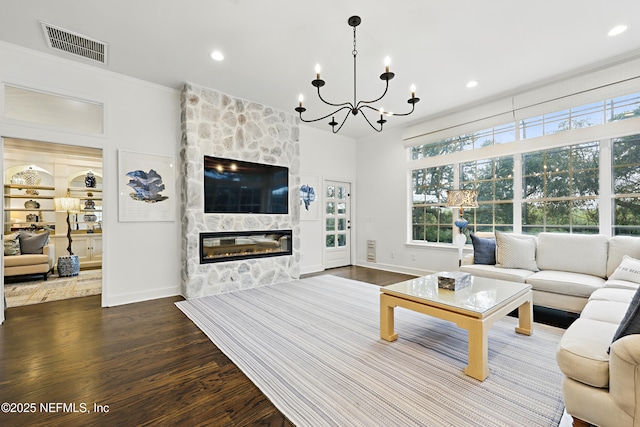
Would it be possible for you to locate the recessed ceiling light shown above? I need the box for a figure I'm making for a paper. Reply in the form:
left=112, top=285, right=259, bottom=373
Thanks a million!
left=608, top=25, right=628, bottom=36
left=466, top=80, right=478, bottom=88
left=210, top=50, right=224, bottom=61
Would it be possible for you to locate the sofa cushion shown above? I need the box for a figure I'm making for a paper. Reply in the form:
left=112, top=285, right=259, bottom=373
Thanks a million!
left=3, top=253, right=49, bottom=267
left=470, top=233, right=496, bottom=265
left=459, top=264, right=534, bottom=283
left=607, top=235, right=640, bottom=278
left=590, top=287, right=637, bottom=303
left=556, top=318, right=619, bottom=388
left=611, top=286, right=640, bottom=346
left=526, top=270, right=605, bottom=298
left=4, top=233, right=21, bottom=256
left=536, top=232, right=609, bottom=278
left=604, top=279, right=640, bottom=290
left=19, top=230, right=50, bottom=254
left=495, top=232, right=538, bottom=271
left=580, top=300, right=630, bottom=324
left=608, top=255, right=640, bottom=284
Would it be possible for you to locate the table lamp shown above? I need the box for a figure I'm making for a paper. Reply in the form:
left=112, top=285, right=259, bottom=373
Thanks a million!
left=446, top=189, right=479, bottom=266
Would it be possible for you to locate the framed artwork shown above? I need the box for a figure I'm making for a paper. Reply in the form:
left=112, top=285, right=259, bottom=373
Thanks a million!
left=300, top=174, right=320, bottom=221
left=118, top=149, right=176, bottom=222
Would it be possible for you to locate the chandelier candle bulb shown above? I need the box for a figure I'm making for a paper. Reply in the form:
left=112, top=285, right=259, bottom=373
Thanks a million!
left=298, top=94, right=303, bottom=107
left=377, top=108, right=387, bottom=125
left=384, top=56, right=391, bottom=73
left=315, top=64, right=321, bottom=80
left=411, top=84, right=416, bottom=98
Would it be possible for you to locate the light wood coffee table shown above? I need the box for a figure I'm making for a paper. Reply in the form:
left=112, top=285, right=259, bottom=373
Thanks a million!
left=380, top=274, right=533, bottom=381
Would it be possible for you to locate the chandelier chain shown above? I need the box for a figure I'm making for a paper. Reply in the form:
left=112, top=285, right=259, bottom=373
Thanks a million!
left=353, top=25, right=357, bottom=113
left=352, top=25, right=357, bottom=56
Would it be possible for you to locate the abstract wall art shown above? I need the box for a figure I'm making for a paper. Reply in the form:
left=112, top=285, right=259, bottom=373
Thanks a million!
left=299, top=174, right=320, bottom=221
left=118, top=150, right=175, bottom=222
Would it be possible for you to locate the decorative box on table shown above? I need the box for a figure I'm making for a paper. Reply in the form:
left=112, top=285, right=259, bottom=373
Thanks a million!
left=437, top=271, right=472, bottom=290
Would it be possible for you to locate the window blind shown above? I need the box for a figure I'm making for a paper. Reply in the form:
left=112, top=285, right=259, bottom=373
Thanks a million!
left=403, top=56, right=640, bottom=149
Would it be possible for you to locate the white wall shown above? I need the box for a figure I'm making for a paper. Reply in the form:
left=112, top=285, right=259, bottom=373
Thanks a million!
left=298, top=125, right=357, bottom=274
left=299, top=124, right=460, bottom=277
left=0, top=42, right=181, bottom=307
left=355, top=128, right=462, bottom=276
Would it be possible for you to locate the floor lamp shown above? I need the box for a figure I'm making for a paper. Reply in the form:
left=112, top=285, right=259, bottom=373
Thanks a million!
left=446, top=189, right=479, bottom=267
left=54, top=193, right=81, bottom=277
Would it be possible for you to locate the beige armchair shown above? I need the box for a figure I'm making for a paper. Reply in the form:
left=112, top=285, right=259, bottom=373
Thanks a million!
left=4, top=243, right=54, bottom=280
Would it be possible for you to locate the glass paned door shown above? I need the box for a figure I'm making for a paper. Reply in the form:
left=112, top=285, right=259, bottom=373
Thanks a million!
left=324, top=180, right=351, bottom=268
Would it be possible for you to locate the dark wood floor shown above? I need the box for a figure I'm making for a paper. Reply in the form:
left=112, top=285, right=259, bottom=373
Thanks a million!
left=302, top=265, right=416, bottom=287
left=0, top=266, right=413, bottom=426
left=0, top=266, right=571, bottom=426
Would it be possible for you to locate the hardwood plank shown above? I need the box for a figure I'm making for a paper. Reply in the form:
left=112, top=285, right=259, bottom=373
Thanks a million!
left=302, top=265, right=417, bottom=287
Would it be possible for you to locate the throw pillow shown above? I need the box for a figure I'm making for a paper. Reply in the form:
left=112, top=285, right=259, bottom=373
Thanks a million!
left=470, top=233, right=496, bottom=265
left=4, top=233, right=21, bottom=256
left=610, top=285, right=640, bottom=351
left=495, top=231, right=539, bottom=271
left=609, top=255, right=640, bottom=284
left=19, top=230, right=50, bottom=254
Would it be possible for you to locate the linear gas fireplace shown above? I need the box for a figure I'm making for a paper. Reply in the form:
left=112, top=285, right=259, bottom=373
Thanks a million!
left=200, top=230, right=292, bottom=264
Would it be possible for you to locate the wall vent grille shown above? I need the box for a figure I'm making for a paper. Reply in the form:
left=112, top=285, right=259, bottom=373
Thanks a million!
left=40, top=21, right=108, bottom=64
left=367, top=240, right=377, bottom=263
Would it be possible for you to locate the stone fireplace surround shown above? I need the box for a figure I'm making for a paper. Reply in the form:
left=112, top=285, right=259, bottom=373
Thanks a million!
left=180, top=83, right=301, bottom=298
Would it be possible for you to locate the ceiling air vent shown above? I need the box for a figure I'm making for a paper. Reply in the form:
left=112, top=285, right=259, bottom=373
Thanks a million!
left=40, top=21, right=108, bottom=64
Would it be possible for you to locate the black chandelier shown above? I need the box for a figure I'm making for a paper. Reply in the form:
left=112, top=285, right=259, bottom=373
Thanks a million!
left=295, top=15, right=420, bottom=134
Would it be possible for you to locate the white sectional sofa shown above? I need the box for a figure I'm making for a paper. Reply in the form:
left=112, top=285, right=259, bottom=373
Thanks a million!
left=460, top=232, right=640, bottom=313
left=461, top=231, right=640, bottom=426
left=557, top=284, right=640, bottom=427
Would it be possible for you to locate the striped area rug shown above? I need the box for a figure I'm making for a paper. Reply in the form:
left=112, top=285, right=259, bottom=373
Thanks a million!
left=176, top=275, right=565, bottom=427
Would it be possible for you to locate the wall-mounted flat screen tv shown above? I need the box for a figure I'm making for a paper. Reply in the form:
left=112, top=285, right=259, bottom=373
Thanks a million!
left=204, top=156, right=289, bottom=214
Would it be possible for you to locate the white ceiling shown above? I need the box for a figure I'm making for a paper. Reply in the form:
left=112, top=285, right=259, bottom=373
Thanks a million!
left=1, top=0, right=640, bottom=139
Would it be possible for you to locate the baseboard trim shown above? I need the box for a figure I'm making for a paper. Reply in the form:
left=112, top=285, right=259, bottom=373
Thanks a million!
left=104, top=286, right=180, bottom=307
left=300, top=264, right=324, bottom=275
left=354, top=260, right=434, bottom=277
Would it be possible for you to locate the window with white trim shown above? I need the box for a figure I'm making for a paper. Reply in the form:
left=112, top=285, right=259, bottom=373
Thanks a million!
left=3, top=84, right=105, bottom=134
left=520, top=92, right=640, bottom=139
left=612, top=134, right=640, bottom=236
left=410, top=123, right=516, bottom=160
left=411, top=165, right=453, bottom=243
left=410, top=92, right=640, bottom=160
left=460, top=156, right=514, bottom=234
left=406, top=87, right=640, bottom=240
left=522, top=142, right=600, bottom=234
